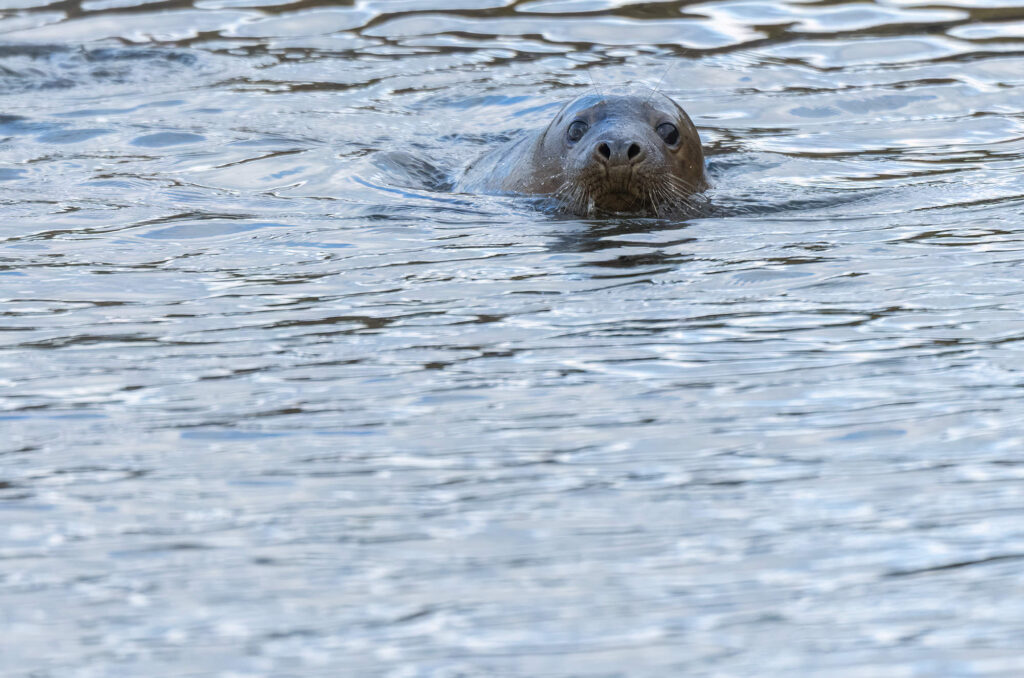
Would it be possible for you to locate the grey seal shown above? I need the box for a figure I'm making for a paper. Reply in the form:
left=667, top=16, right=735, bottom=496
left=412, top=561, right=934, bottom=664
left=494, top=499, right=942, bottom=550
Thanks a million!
left=456, top=87, right=707, bottom=216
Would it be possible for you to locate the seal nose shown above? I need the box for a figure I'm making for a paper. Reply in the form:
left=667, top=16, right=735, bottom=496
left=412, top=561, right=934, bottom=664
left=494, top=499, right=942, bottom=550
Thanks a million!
left=594, top=139, right=644, bottom=166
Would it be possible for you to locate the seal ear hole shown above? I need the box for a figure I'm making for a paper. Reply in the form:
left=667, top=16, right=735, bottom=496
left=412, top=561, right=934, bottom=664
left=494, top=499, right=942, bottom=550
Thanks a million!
left=567, top=120, right=589, bottom=143
left=657, top=123, right=680, bottom=146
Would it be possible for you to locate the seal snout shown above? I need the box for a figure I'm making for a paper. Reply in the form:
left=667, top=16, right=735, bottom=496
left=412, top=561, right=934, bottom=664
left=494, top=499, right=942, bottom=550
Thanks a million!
left=593, top=138, right=645, bottom=166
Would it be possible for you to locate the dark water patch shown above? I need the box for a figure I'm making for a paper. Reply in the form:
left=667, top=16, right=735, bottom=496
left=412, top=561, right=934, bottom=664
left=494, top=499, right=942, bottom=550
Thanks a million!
left=131, top=131, right=206, bottom=147
left=370, top=150, right=454, bottom=192
left=887, top=553, right=1024, bottom=578
left=54, top=106, right=143, bottom=117
left=0, top=168, right=27, bottom=180
left=181, top=430, right=288, bottom=440
left=0, top=114, right=60, bottom=135
left=0, top=45, right=212, bottom=94
left=140, top=219, right=292, bottom=238
left=36, top=128, right=111, bottom=144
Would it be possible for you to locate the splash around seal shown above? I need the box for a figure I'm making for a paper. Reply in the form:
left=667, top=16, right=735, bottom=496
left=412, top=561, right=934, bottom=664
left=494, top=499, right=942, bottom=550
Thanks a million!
left=455, top=87, right=708, bottom=217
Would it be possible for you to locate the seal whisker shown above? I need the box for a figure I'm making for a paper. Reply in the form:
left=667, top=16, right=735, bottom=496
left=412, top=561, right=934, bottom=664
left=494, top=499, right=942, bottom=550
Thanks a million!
left=655, top=178, right=700, bottom=216
left=586, top=68, right=606, bottom=105
left=665, top=176, right=703, bottom=210
left=576, top=185, right=591, bottom=216
left=645, top=62, right=677, bottom=102
left=556, top=179, right=591, bottom=216
left=553, top=180, right=577, bottom=214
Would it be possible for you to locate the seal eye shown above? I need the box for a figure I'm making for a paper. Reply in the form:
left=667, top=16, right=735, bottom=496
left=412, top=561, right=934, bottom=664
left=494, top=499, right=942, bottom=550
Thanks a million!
left=566, top=120, right=589, bottom=143
left=657, top=123, right=680, bottom=146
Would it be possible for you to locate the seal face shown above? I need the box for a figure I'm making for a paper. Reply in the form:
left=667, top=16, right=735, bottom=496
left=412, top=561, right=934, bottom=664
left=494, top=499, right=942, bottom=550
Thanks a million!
left=456, top=87, right=707, bottom=216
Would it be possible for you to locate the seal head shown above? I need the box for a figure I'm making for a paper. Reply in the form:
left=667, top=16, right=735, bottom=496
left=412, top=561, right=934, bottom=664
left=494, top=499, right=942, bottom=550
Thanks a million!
left=457, top=88, right=707, bottom=216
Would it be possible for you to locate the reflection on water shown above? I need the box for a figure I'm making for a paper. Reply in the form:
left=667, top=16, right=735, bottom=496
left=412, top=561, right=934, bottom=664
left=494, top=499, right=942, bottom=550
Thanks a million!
left=3, top=0, right=1024, bottom=676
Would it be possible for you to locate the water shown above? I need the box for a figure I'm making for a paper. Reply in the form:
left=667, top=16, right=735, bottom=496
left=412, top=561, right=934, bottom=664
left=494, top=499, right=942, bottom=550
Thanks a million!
left=2, top=0, right=1024, bottom=675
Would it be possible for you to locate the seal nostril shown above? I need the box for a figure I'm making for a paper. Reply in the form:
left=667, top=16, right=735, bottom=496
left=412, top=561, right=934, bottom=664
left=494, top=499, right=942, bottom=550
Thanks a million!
left=597, top=143, right=611, bottom=160
left=627, top=143, right=641, bottom=160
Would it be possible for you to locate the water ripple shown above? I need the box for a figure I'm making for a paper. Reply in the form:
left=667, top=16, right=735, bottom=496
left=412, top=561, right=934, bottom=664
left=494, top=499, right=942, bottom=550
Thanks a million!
left=3, top=0, right=1024, bottom=676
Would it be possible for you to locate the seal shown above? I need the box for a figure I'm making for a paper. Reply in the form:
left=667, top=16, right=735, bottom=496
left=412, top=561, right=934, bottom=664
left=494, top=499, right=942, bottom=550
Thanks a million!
left=455, top=87, right=707, bottom=216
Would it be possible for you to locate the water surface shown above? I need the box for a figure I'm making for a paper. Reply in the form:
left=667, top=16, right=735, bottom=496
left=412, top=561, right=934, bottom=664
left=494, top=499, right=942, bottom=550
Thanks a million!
left=3, top=0, right=1024, bottom=675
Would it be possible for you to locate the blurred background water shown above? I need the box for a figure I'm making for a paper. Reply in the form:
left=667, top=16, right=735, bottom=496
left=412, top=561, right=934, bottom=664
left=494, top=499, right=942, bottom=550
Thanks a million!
left=2, top=0, right=1024, bottom=676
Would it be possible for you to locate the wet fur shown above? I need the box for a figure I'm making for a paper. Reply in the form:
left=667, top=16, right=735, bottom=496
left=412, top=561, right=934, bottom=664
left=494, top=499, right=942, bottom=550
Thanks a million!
left=457, top=87, right=708, bottom=217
